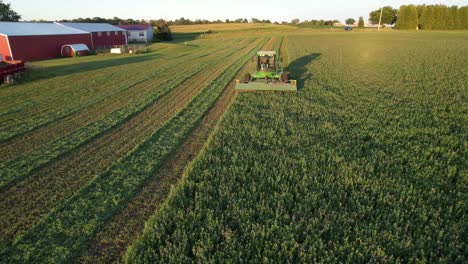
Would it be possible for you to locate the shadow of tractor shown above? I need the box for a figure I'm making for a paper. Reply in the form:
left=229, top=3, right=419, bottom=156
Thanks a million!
left=286, top=53, right=321, bottom=90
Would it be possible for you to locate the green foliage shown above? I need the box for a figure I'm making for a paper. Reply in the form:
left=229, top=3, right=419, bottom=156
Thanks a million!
left=126, top=32, right=467, bottom=263
left=396, top=5, right=418, bottom=30
left=155, top=19, right=172, bottom=41
left=407, top=5, right=419, bottom=30
left=369, top=6, right=397, bottom=25
left=460, top=6, right=468, bottom=29
left=0, top=0, right=20, bottom=21
left=358, top=16, right=364, bottom=27
left=291, top=18, right=300, bottom=25
left=59, top=16, right=148, bottom=25
left=296, top=19, right=339, bottom=27
left=345, top=18, right=356, bottom=25
left=252, top=18, right=272, bottom=24
left=416, top=4, right=468, bottom=30
left=420, top=5, right=434, bottom=30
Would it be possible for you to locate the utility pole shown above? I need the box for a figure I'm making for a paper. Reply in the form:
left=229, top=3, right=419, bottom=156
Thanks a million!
left=378, top=7, right=384, bottom=31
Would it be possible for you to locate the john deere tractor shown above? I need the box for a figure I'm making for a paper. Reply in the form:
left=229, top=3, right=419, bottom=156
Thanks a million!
left=235, top=51, right=297, bottom=92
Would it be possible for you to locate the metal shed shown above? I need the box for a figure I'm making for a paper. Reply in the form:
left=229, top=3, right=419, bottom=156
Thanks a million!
left=61, top=44, right=90, bottom=57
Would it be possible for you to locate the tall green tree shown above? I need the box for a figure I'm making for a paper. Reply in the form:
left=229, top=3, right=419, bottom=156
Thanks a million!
left=155, top=19, right=172, bottom=41
left=369, top=6, right=397, bottom=25
left=408, top=5, right=419, bottom=29
left=395, top=5, right=408, bottom=29
left=448, top=6, right=459, bottom=30
left=420, top=5, right=434, bottom=30
left=433, top=5, right=447, bottom=30
left=396, top=5, right=419, bottom=30
left=460, top=6, right=468, bottom=29
left=345, top=18, right=356, bottom=25
left=358, top=16, right=364, bottom=27
left=0, top=0, right=20, bottom=21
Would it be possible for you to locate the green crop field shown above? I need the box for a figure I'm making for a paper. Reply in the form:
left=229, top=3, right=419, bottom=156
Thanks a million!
left=0, top=26, right=466, bottom=263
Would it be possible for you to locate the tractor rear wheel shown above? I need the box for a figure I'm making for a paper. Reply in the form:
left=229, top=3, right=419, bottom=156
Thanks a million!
left=244, top=73, right=252, bottom=83
left=281, top=73, right=289, bottom=83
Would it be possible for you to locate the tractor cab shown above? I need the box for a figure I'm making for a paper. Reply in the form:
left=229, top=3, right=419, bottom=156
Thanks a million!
left=258, top=51, right=275, bottom=72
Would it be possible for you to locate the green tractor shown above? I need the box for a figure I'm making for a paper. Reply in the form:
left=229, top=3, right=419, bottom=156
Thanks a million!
left=235, top=51, right=297, bottom=92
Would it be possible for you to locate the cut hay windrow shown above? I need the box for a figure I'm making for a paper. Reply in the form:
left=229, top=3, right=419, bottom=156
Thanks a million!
left=0, top=37, right=268, bottom=263
left=0, top=42, right=235, bottom=153
left=0, top=37, right=259, bottom=248
left=79, top=37, right=275, bottom=264
left=0, top=41, right=252, bottom=191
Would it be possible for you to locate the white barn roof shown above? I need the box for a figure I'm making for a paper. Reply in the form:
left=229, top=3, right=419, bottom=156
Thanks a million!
left=0, top=22, right=89, bottom=36
left=58, top=23, right=126, bottom=33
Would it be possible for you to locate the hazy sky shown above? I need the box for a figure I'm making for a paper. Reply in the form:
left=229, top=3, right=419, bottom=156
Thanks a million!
left=8, top=0, right=468, bottom=23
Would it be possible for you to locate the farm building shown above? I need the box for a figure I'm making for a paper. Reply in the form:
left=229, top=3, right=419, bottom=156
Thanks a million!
left=0, top=22, right=92, bottom=62
left=117, top=25, right=154, bottom=43
left=57, top=23, right=127, bottom=49
left=61, top=44, right=90, bottom=57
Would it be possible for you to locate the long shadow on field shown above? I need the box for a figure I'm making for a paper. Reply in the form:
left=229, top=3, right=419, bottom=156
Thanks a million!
left=170, top=33, right=201, bottom=46
left=21, top=53, right=158, bottom=82
left=287, top=53, right=321, bottom=90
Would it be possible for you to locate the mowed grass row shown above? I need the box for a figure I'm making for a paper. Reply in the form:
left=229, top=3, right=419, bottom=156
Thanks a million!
left=0, top=51, right=182, bottom=141
left=0, top=38, right=242, bottom=143
left=0, top=43, right=233, bottom=163
left=126, top=32, right=467, bottom=263
left=78, top=37, right=277, bottom=264
left=0, top=37, right=267, bottom=263
left=0, top=37, right=258, bottom=247
left=0, top=40, right=252, bottom=190
left=0, top=40, right=237, bottom=160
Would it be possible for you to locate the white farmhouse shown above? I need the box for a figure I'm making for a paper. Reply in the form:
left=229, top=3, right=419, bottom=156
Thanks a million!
left=117, top=24, right=153, bottom=43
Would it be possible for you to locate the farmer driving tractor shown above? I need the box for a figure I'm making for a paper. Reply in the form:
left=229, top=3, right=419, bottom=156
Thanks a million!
left=260, top=55, right=270, bottom=71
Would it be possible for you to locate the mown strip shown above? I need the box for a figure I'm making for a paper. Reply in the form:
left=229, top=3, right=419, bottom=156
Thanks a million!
left=0, top=45, right=240, bottom=190
left=78, top=40, right=264, bottom=264
left=0, top=38, right=256, bottom=249
left=0, top=37, right=267, bottom=263
left=0, top=39, right=233, bottom=143
left=0, top=54, right=167, bottom=141
left=0, top=45, right=224, bottom=156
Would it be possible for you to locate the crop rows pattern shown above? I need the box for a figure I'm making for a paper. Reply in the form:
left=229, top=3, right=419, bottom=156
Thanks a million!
left=0, top=34, right=267, bottom=262
left=126, top=32, right=467, bottom=263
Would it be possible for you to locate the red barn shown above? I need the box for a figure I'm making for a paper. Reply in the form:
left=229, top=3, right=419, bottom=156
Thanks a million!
left=58, top=23, right=127, bottom=50
left=0, top=22, right=92, bottom=62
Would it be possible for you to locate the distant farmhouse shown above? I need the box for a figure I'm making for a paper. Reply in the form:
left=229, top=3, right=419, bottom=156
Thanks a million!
left=0, top=22, right=92, bottom=61
left=57, top=23, right=127, bottom=49
left=333, top=22, right=345, bottom=27
left=117, top=24, right=153, bottom=43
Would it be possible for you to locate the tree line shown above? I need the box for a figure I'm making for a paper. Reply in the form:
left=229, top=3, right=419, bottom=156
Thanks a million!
left=2, top=0, right=468, bottom=31
left=346, top=4, right=467, bottom=30
left=397, top=5, right=468, bottom=30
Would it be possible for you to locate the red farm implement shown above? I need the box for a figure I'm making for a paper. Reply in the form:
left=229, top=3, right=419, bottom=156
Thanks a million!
left=1, top=60, right=25, bottom=84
